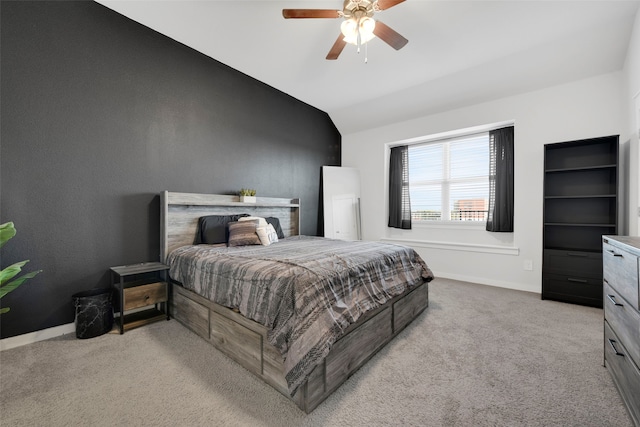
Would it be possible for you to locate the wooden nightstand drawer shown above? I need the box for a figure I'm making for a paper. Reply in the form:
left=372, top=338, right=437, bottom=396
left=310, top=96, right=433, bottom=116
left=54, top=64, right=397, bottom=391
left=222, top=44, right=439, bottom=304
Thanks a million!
left=603, top=239, right=639, bottom=309
left=124, top=281, right=167, bottom=311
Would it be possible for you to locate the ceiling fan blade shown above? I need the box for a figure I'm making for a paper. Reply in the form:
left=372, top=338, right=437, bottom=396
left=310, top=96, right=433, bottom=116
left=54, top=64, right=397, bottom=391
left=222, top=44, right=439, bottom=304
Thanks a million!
left=326, top=34, right=347, bottom=60
left=282, top=9, right=340, bottom=19
left=376, top=0, right=406, bottom=11
left=373, top=20, right=408, bottom=50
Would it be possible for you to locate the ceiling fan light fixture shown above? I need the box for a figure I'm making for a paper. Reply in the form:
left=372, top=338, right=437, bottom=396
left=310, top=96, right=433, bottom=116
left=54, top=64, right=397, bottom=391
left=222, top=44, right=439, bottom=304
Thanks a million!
left=341, top=16, right=376, bottom=45
left=282, top=0, right=408, bottom=61
left=360, top=16, right=376, bottom=34
left=340, top=17, right=357, bottom=38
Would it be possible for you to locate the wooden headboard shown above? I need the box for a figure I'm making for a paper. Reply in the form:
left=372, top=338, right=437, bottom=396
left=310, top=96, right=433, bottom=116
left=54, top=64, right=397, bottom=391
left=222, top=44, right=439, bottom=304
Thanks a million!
left=160, top=191, right=300, bottom=263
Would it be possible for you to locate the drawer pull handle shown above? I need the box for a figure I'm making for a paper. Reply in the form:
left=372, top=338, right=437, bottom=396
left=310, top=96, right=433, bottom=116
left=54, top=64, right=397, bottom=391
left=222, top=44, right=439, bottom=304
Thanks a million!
left=567, top=278, right=587, bottom=283
left=567, top=252, right=587, bottom=257
left=144, top=295, right=150, bottom=301
left=605, top=249, right=623, bottom=258
left=606, top=294, right=623, bottom=307
left=608, top=339, right=625, bottom=357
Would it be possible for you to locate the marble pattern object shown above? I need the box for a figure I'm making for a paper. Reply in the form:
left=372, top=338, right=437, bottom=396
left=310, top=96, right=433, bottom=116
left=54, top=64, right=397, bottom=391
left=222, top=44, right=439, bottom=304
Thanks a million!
left=72, top=289, right=113, bottom=339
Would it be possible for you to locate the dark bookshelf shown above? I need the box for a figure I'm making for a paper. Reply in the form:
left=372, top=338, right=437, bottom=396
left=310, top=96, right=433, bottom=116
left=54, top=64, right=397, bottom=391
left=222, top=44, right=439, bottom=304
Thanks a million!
left=542, top=135, right=619, bottom=307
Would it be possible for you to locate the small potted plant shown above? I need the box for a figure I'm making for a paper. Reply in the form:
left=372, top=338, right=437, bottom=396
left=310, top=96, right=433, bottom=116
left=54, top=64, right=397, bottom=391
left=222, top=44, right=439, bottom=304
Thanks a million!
left=239, top=188, right=257, bottom=203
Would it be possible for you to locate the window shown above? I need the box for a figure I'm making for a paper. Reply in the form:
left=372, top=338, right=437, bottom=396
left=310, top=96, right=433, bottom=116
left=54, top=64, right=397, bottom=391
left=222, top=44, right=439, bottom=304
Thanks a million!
left=408, top=133, right=490, bottom=222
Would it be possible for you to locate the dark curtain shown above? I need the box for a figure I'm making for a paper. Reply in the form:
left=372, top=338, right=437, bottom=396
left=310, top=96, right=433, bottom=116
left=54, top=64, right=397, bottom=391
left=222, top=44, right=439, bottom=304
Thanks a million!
left=486, top=126, right=514, bottom=232
left=388, top=145, right=412, bottom=229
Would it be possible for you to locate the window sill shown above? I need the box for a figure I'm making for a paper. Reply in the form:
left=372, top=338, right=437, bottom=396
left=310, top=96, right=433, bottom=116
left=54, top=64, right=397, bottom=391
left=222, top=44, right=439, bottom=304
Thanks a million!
left=380, top=237, right=520, bottom=256
left=411, top=221, right=488, bottom=230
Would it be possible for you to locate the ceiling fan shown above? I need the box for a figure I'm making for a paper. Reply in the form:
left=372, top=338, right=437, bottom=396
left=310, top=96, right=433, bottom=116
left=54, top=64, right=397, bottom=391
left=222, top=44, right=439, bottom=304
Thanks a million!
left=283, top=0, right=409, bottom=60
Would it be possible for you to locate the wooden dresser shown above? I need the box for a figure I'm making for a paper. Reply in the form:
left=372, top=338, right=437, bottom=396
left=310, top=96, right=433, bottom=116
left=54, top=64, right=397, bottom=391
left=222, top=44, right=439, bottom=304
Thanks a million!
left=603, top=236, right=640, bottom=426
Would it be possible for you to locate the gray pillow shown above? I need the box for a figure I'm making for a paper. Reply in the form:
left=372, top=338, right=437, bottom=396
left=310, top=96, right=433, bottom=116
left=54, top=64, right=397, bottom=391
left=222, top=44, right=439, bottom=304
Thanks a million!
left=195, top=214, right=249, bottom=244
left=265, top=217, right=285, bottom=239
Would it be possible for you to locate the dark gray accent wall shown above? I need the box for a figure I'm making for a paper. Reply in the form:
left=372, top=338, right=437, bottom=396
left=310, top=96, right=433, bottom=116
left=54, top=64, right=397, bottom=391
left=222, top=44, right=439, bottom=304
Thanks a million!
left=0, top=1, right=341, bottom=338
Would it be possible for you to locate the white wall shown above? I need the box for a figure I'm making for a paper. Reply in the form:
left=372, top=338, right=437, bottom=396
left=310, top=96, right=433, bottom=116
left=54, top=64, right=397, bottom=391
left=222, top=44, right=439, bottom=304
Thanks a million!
left=342, top=72, right=627, bottom=294
left=623, top=8, right=640, bottom=235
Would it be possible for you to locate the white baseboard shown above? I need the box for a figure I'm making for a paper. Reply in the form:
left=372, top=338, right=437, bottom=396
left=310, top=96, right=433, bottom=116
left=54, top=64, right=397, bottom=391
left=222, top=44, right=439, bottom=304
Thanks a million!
left=0, top=307, right=158, bottom=351
left=434, top=271, right=540, bottom=295
left=0, top=322, right=75, bottom=351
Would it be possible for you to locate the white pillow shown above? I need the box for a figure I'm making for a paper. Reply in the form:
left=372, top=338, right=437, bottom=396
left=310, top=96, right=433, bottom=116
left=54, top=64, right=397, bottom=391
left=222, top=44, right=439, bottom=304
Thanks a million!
left=266, top=224, right=279, bottom=243
left=239, top=216, right=268, bottom=227
left=256, top=224, right=279, bottom=246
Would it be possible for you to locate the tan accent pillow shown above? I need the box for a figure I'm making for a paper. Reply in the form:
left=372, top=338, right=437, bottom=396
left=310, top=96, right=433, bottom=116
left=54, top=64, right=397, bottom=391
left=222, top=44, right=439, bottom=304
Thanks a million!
left=227, top=220, right=261, bottom=246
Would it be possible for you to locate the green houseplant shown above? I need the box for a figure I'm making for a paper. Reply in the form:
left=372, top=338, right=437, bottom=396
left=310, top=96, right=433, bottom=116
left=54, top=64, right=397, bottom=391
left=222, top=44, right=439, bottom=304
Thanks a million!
left=0, top=222, right=42, bottom=314
left=239, top=188, right=257, bottom=203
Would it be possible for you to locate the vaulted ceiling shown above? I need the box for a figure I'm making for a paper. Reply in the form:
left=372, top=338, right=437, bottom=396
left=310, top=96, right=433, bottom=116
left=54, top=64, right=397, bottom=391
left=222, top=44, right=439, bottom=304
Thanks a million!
left=96, top=1, right=640, bottom=134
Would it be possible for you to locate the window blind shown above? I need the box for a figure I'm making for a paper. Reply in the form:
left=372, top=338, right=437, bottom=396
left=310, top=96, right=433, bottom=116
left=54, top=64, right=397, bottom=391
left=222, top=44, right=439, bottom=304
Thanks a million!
left=408, top=133, right=489, bottom=221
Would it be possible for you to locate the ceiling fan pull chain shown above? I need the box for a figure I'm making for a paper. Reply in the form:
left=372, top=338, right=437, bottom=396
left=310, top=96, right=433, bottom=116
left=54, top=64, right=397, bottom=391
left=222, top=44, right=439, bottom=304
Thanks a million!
left=365, top=42, right=368, bottom=63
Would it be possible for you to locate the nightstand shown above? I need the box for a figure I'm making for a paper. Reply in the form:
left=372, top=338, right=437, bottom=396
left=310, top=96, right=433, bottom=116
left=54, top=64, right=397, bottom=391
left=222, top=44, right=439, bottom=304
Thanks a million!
left=110, top=262, right=170, bottom=334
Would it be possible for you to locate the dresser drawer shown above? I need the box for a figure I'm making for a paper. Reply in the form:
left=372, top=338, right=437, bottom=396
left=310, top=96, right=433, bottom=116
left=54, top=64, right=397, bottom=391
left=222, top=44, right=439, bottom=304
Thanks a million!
left=603, top=239, right=639, bottom=309
left=604, top=321, right=640, bottom=426
left=604, top=281, right=640, bottom=367
left=543, top=249, right=602, bottom=278
left=124, top=281, right=168, bottom=310
left=542, top=273, right=602, bottom=307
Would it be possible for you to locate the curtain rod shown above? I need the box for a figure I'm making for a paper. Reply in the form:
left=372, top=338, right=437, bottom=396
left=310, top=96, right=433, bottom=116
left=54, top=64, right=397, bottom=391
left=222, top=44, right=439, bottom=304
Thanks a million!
left=387, top=120, right=515, bottom=149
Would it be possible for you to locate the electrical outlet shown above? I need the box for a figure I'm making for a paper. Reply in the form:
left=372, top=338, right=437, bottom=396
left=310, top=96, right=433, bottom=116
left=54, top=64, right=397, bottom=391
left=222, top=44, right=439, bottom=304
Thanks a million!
left=523, top=260, right=533, bottom=271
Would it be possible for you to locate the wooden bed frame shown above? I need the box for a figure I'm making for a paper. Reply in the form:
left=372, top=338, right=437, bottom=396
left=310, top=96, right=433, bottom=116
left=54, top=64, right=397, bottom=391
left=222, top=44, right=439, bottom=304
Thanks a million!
left=160, top=191, right=429, bottom=413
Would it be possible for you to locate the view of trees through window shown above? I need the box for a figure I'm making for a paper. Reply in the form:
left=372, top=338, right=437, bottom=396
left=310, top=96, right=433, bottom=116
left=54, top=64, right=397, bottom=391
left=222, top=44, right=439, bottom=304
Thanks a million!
left=408, top=133, right=490, bottom=222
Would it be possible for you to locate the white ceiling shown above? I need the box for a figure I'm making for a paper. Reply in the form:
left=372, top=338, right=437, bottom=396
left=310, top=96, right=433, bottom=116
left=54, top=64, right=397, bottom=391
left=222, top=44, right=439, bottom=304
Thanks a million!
left=96, top=0, right=639, bottom=134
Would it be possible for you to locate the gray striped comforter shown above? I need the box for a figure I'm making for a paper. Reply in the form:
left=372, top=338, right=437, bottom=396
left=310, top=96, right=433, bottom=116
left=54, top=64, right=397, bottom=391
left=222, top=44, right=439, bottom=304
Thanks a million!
left=167, top=235, right=434, bottom=395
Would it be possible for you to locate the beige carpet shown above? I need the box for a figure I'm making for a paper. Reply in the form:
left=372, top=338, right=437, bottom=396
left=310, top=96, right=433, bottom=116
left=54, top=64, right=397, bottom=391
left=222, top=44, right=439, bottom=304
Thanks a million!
left=0, top=278, right=633, bottom=426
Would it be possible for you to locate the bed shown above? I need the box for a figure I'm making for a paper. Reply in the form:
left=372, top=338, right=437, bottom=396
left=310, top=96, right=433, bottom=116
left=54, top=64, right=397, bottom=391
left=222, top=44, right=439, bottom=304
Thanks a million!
left=161, top=191, right=433, bottom=412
